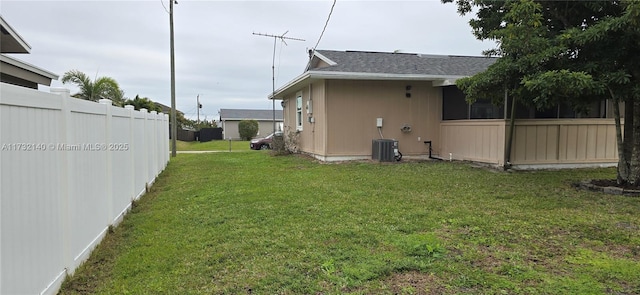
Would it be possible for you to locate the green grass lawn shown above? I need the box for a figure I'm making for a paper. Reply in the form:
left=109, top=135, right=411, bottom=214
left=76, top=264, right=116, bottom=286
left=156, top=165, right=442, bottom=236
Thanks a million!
left=173, top=139, right=250, bottom=151
left=60, top=153, right=640, bottom=294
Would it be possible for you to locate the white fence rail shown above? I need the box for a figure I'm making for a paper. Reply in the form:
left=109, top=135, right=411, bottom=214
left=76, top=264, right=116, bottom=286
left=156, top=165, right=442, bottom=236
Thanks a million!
left=0, top=83, right=169, bottom=295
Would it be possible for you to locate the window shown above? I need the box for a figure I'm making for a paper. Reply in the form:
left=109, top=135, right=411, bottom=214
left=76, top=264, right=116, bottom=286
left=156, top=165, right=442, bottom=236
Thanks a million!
left=442, top=86, right=468, bottom=120
left=512, top=100, right=606, bottom=119
left=442, top=86, right=503, bottom=120
left=443, top=84, right=609, bottom=120
left=296, top=93, right=303, bottom=131
left=470, top=100, right=502, bottom=119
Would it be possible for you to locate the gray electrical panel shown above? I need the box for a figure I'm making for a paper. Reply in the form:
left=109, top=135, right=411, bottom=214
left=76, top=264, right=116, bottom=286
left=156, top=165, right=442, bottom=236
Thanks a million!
left=372, top=139, right=396, bottom=162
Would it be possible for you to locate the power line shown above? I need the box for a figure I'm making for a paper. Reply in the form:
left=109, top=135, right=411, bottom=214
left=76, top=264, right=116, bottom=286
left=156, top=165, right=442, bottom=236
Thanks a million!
left=160, top=0, right=169, bottom=14
left=307, top=0, right=337, bottom=68
left=183, top=106, right=197, bottom=116
left=311, top=0, right=336, bottom=52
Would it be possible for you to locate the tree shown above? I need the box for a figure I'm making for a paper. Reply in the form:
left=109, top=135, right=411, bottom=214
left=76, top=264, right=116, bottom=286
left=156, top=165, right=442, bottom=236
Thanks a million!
left=444, top=0, right=640, bottom=185
left=124, top=95, right=162, bottom=112
left=170, top=111, right=191, bottom=130
left=238, top=120, right=259, bottom=141
left=193, top=119, right=217, bottom=131
left=121, top=94, right=192, bottom=130
left=61, top=70, right=124, bottom=106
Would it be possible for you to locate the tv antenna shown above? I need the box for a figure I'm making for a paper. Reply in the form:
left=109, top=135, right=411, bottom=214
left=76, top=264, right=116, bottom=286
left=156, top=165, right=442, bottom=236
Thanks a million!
left=253, top=31, right=305, bottom=133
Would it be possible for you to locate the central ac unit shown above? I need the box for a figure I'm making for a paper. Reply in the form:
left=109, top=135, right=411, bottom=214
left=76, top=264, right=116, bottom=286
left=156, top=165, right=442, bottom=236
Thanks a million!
left=372, top=139, right=396, bottom=162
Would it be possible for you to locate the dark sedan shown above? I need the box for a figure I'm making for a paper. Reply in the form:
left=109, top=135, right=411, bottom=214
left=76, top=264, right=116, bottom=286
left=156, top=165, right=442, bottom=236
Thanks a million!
left=249, top=132, right=283, bottom=150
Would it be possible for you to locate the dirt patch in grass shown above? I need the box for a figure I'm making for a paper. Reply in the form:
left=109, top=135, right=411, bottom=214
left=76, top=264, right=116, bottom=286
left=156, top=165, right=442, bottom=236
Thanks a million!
left=581, top=242, right=640, bottom=261
left=469, top=246, right=506, bottom=270
left=384, top=272, right=447, bottom=295
left=605, top=282, right=640, bottom=295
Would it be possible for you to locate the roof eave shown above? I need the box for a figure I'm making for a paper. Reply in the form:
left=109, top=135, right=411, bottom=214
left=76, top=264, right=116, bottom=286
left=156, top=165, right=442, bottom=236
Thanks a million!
left=0, top=15, right=31, bottom=54
left=269, top=72, right=312, bottom=100
left=0, top=55, right=59, bottom=85
left=269, top=70, right=467, bottom=99
left=308, top=71, right=468, bottom=81
left=221, top=118, right=284, bottom=121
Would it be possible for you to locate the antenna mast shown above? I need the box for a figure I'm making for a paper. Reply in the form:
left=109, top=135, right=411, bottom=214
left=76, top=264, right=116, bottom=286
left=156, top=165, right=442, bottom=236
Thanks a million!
left=253, top=31, right=305, bottom=133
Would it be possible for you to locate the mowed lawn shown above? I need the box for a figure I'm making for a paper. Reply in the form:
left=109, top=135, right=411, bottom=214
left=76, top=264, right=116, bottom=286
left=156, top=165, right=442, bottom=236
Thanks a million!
left=172, top=139, right=251, bottom=151
left=60, top=152, right=640, bottom=294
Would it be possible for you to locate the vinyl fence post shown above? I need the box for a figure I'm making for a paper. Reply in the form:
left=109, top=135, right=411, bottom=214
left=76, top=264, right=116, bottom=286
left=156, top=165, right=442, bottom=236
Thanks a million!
left=150, top=111, right=158, bottom=180
left=99, top=99, right=114, bottom=226
left=51, top=88, right=74, bottom=275
left=140, top=108, right=150, bottom=189
left=164, top=114, right=170, bottom=166
left=124, top=105, right=136, bottom=201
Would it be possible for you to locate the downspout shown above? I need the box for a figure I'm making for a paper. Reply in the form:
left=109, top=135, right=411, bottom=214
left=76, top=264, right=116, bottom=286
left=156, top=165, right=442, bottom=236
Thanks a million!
left=503, top=87, right=516, bottom=170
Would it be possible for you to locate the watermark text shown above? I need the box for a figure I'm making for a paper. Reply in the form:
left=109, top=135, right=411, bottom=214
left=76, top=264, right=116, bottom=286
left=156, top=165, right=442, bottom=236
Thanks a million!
left=1, top=143, right=130, bottom=152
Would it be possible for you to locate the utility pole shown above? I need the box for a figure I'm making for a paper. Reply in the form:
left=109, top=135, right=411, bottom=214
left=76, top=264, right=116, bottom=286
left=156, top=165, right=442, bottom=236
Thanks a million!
left=253, top=31, right=305, bottom=133
left=170, top=0, right=177, bottom=157
left=197, top=94, right=201, bottom=124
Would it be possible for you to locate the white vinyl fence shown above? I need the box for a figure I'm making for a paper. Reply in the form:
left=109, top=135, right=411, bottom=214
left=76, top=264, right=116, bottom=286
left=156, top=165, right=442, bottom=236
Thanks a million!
left=0, top=83, right=169, bottom=295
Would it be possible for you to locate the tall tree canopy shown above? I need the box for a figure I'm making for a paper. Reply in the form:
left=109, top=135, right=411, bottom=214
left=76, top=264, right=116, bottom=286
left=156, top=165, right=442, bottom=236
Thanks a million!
left=444, top=0, right=640, bottom=184
left=61, top=70, right=124, bottom=106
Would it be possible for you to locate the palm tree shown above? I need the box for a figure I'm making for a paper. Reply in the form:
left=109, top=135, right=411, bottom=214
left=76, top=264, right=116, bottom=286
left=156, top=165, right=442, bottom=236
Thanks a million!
left=61, top=70, right=123, bottom=104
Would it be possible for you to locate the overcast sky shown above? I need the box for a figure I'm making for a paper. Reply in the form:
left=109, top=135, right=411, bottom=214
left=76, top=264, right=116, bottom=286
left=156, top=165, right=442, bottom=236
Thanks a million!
left=1, top=0, right=490, bottom=121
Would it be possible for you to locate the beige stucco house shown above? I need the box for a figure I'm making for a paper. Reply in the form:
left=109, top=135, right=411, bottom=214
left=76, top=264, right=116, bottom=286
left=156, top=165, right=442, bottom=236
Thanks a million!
left=219, top=109, right=283, bottom=140
left=270, top=50, right=619, bottom=169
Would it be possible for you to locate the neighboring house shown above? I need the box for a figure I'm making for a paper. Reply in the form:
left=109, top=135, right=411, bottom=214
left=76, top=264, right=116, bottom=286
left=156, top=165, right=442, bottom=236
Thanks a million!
left=270, top=49, right=619, bottom=168
left=155, top=101, right=172, bottom=115
left=0, top=15, right=58, bottom=88
left=219, top=109, right=283, bottom=140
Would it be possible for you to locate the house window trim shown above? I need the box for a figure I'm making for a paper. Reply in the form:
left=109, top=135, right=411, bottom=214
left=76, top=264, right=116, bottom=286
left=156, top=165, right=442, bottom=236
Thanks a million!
left=296, top=92, right=303, bottom=131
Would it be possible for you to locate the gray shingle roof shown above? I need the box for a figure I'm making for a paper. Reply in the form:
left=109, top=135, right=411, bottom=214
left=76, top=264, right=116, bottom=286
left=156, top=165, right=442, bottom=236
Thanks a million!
left=219, top=109, right=283, bottom=121
left=312, top=50, right=497, bottom=77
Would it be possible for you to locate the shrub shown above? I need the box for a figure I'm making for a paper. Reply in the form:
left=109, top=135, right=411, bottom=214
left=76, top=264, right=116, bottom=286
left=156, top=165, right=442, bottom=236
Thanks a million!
left=270, top=133, right=287, bottom=155
left=285, top=131, right=299, bottom=153
left=238, top=120, right=259, bottom=141
left=271, top=131, right=298, bottom=156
